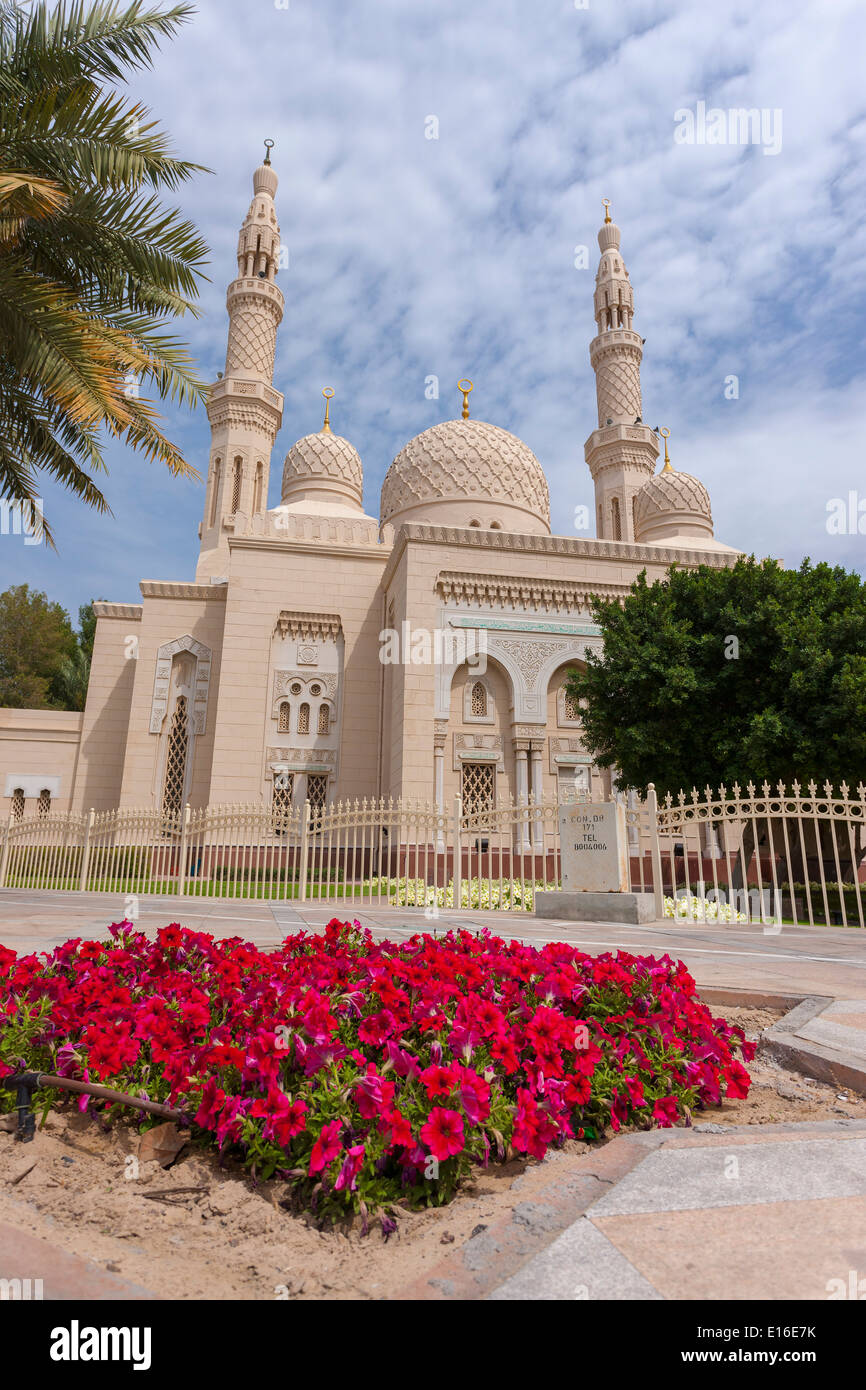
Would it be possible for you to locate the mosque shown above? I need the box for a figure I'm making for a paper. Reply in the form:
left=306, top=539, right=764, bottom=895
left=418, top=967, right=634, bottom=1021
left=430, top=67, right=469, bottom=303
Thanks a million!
left=0, top=152, right=739, bottom=822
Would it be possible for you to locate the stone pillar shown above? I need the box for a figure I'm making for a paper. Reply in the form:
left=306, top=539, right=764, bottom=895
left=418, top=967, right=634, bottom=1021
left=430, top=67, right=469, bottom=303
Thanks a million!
left=529, top=742, right=544, bottom=850
left=433, top=726, right=446, bottom=851
left=513, top=740, right=531, bottom=851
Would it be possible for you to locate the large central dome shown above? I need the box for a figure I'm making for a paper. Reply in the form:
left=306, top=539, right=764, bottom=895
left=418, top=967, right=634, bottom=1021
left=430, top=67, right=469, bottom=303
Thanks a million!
left=380, top=418, right=551, bottom=534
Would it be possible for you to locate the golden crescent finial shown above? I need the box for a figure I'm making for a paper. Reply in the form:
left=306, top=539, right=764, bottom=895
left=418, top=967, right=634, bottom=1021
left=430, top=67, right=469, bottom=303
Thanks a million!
left=322, top=386, right=334, bottom=433
left=263, top=138, right=274, bottom=166
left=659, top=425, right=672, bottom=471
left=602, top=197, right=612, bottom=225
left=458, top=379, right=474, bottom=420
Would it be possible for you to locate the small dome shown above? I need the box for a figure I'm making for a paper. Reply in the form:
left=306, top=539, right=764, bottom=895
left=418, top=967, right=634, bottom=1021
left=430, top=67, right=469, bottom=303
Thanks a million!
left=281, top=430, right=363, bottom=509
left=380, top=418, right=550, bottom=534
left=633, top=467, right=714, bottom=545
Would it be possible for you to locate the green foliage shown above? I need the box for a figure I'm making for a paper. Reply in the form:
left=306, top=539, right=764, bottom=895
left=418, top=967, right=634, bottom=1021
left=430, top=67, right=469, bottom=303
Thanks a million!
left=0, top=581, right=76, bottom=705
left=0, top=583, right=102, bottom=708
left=565, top=557, right=866, bottom=798
left=0, top=1, right=210, bottom=539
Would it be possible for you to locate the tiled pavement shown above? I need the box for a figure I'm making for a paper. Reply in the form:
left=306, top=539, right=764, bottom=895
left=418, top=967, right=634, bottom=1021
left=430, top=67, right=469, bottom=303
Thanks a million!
left=3, top=889, right=866, bottom=1301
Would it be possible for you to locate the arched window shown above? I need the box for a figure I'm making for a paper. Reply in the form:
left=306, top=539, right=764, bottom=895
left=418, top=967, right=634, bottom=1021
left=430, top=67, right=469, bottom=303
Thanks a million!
left=37, top=789, right=51, bottom=818
left=470, top=681, right=487, bottom=717
left=209, top=458, right=221, bottom=528
left=489, top=520, right=501, bottom=530
left=230, top=457, right=243, bottom=513
left=611, top=496, right=621, bottom=541
left=11, top=788, right=24, bottom=822
left=278, top=701, right=290, bottom=733
left=162, top=696, right=189, bottom=818
left=597, top=504, right=603, bottom=537
left=632, top=495, right=638, bottom=539
left=253, top=461, right=264, bottom=513
left=297, top=703, right=310, bottom=734
left=468, top=519, right=481, bottom=527
left=563, top=688, right=579, bottom=722
left=318, top=704, right=330, bottom=735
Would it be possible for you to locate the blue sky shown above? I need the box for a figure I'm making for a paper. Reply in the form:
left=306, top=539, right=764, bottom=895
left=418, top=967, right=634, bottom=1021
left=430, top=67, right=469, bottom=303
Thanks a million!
left=4, top=0, right=866, bottom=623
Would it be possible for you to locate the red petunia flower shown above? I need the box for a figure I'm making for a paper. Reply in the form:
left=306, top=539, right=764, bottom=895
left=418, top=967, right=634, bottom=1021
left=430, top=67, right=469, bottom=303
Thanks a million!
left=309, top=1119, right=342, bottom=1175
left=420, top=1107, right=465, bottom=1160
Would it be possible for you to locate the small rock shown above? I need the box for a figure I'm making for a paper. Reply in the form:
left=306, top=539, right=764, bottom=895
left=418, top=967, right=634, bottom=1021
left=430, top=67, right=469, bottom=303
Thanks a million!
left=8, top=1156, right=38, bottom=1185
left=512, top=1202, right=561, bottom=1234
left=470, top=1223, right=488, bottom=1238
left=693, top=1122, right=728, bottom=1134
left=0, top=1114, right=18, bottom=1134
left=138, top=1122, right=186, bottom=1169
left=440, top=1232, right=455, bottom=1244
left=105, top=1261, right=122, bottom=1273
left=776, top=1080, right=809, bottom=1102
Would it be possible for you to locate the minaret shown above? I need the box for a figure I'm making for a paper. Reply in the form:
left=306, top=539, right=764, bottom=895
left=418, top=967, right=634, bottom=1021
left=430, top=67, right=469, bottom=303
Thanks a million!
left=584, top=200, right=659, bottom=542
left=196, top=142, right=284, bottom=581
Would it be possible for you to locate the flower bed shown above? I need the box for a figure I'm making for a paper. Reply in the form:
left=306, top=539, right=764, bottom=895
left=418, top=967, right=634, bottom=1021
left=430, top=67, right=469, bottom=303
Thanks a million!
left=365, top=876, right=543, bottom=911
left=0, top=920, right=754, bottom=1230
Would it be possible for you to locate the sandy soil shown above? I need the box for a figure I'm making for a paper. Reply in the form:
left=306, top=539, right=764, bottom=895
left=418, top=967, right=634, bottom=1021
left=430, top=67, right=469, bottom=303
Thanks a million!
left=1, top=1005, right=863, bottom=1300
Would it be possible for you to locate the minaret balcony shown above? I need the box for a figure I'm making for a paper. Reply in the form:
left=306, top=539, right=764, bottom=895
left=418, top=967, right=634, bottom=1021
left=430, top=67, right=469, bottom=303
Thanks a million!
left=226, top=276, right=284, bottom=309
left=207, top=376, right=283, bottom=412
left=584, top=421, right=660, bottom=467
left=589, top=327, right=644, bottom=363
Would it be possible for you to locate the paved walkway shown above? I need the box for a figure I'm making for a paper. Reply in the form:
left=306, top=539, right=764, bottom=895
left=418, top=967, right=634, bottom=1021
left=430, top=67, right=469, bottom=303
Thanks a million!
left=3, top=888, right=866, bottom=1301
left=411, top=1120, right=866, bottom=1301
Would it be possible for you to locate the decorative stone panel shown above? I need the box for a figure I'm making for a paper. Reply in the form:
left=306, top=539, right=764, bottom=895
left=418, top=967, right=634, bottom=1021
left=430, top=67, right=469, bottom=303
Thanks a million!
left=453, top=731, right=503, bottom=771
left=150, top=636, right=212, bottom=735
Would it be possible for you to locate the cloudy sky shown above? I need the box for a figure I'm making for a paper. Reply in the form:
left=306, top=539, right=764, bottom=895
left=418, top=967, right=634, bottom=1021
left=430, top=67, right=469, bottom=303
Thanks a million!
left=5, top=0, right=866, bottom=620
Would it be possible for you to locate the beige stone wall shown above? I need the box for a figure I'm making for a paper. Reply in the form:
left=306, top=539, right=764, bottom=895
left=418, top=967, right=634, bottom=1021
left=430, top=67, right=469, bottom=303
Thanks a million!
left=0, top=709, right=82, bottom=815
left=72, top=606, right=139, bottom=811
left=116, top=585, right=227, bottom=809
left=207, top=537, right=388, bottom=805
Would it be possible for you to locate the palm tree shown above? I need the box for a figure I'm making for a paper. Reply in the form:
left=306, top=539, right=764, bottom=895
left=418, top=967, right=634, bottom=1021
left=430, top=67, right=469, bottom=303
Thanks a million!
left=51, top=642, right=90, bottom=709
left=0, top=0, right=210, bottom=541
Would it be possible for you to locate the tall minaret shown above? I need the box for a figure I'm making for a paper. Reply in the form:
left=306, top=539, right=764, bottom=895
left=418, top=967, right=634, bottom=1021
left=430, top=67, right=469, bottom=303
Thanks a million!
left=584, top=199, right=659, bottom=542
left=196, top=143, right=284, bottom=581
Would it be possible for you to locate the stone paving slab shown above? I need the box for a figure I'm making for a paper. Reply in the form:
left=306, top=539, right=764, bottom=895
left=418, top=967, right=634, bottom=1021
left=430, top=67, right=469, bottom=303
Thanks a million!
left=587, top=1136, right=866, bottom=1216
left=489, top=1216, right=662, bottom=1301
left=0, top=1222, right=156, bottom=1300
left=591, top=1196, right=866, bottom=1302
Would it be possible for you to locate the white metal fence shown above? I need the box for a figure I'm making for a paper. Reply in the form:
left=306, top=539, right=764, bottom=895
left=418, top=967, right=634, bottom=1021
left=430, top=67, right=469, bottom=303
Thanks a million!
left=0, top=780, right=863, bottom=924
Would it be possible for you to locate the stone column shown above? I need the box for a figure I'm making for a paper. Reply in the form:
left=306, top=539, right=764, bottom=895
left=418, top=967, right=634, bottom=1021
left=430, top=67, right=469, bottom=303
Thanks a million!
left=513, top=741, right=531, bottom=851
left=433, top=725, right=446, bottom=851
left=529, top=742, right=544, bottom=850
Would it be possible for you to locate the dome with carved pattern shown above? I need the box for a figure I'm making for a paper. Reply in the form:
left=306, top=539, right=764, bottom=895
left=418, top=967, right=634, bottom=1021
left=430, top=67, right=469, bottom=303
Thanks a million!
left=632, top=466, right=714, bottom=545
left=380, top=418, right=550, bottom=534
left=281, top=429, right=363, bottom=510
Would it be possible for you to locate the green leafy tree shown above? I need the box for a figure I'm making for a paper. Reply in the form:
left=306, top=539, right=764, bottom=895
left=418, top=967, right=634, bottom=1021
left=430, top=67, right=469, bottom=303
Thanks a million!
left=77, top=598, right=97, bottom=662
left=0, top=582, right=77, bottom=706
left=0, top=0, right=210, bottom=541
left=48, top=597, right=100, bottom=708
left=566, top=557, right=866, bottom=880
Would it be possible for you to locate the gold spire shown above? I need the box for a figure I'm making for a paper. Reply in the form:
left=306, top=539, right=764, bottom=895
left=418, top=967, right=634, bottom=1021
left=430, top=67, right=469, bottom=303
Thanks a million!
left=458, top=378, right=473, bottom=420
left=659, top=426, right=672, bottom=472
left=602, top=197, right=612, bottom=224
left=263, top=138, right=274, bottom=166
left=321, top=386, right=334, bottom=434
